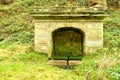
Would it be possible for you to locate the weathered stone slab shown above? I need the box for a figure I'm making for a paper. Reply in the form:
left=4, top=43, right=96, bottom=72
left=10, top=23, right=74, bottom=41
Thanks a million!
left=48, top=60, right=81, bottom=66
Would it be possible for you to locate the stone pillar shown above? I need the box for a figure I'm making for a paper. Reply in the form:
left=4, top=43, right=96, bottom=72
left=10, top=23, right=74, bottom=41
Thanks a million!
left=34, top=22, right=52, bottom=57
left=84, top=22, right=103, bottom=54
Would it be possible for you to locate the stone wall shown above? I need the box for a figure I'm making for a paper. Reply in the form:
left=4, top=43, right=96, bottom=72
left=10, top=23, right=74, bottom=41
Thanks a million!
left=34, top=16, right=104, bottom=58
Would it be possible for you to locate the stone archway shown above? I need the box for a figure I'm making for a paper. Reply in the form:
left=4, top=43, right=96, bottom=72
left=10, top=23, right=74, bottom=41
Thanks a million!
left=32, top=12, right=106, bottom=59
left=52, top=27, right=84, bottom=60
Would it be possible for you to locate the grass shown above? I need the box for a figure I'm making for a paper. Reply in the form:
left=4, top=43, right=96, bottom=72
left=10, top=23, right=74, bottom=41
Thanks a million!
left=0, top=49, right=84, bottom=80
left=0, top=0, right=120, bottom=80
left=0, top=43, right=119, bottom=80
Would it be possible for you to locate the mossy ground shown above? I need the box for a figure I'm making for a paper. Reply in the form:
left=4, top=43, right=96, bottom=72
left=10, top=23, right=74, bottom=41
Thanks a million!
left=0, top=43, right=119, bottom=80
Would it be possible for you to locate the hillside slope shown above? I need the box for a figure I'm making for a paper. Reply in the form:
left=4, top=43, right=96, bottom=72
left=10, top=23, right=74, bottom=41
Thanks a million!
left=0, top=1, right=120, bottom=80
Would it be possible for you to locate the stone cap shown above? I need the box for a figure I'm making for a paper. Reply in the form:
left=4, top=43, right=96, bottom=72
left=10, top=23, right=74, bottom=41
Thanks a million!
left=30, top=6, right=108, bottom=20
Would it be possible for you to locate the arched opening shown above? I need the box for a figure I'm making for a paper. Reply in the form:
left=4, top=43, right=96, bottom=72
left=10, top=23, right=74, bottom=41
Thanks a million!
left=52, top=27, right=84, bottom=60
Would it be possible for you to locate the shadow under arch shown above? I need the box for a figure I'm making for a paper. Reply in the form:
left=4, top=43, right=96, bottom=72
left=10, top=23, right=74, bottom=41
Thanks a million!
left=52, top=27, right=85, bottom=60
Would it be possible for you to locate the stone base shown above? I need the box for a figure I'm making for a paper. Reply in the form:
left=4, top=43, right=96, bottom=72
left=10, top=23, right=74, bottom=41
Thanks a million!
left=48, top=60, right=81, bottom=66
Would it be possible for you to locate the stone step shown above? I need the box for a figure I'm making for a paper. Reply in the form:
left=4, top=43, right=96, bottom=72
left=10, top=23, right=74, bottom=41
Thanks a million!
left=48, top=60, right=81, bottom=66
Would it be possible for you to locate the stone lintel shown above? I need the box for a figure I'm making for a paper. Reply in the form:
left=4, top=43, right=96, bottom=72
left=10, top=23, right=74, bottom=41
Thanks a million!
left=31, top=12, right=108, bottom=20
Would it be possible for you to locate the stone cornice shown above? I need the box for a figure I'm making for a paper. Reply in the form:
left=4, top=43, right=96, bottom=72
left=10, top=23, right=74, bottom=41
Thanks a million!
left=30, top=7, right=108, bottom=20
left=31, top=12, right=108, bottom=20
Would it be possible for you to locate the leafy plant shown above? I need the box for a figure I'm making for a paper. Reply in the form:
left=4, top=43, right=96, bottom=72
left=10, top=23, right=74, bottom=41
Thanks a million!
left=108, top=64, right=120, bottom=80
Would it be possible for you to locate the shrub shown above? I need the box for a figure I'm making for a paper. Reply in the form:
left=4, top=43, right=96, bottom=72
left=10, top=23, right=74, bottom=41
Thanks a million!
left=108, top=64, right=120, bottom=80
left=0, top=0, right=14, bottom=5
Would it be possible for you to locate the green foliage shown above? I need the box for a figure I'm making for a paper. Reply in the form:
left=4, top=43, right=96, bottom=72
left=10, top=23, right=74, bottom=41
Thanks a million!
left=108, top=64, right=120, bottom=80
left=103, top=11, right=120, bottom=56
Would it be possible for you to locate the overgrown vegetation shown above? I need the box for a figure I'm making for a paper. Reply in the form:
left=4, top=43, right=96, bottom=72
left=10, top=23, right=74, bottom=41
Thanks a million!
left=0, top=0, right=120, bottom=80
